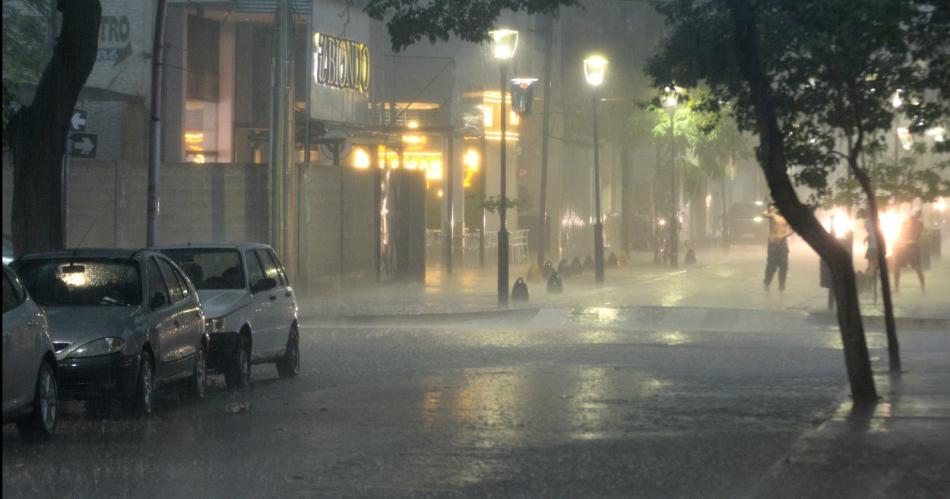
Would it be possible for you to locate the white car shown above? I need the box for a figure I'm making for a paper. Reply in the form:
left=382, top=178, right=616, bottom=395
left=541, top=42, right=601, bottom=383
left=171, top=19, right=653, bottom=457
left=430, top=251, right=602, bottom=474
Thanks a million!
left=3, top=265, right=57, bottom=439
left=158, top=243, right=299, bottom=389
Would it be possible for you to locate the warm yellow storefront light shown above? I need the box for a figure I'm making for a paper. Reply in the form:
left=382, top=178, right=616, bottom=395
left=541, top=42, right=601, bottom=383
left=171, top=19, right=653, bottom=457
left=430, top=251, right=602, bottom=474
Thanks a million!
left=583, top=54, right=608, bottom=87
left=463, top=148, right=480, bottom=188
left=407, top=120, right=419, bottom=129
left=352, top=147, right=371, bottom=169
left=402, top=134, right=428, bottom=146
left=489, top=29, right=519, bottom=60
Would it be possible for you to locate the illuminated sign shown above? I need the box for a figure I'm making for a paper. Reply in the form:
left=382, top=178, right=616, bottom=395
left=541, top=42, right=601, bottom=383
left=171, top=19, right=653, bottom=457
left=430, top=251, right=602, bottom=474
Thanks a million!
left=313, top=32, right=370, bottom=93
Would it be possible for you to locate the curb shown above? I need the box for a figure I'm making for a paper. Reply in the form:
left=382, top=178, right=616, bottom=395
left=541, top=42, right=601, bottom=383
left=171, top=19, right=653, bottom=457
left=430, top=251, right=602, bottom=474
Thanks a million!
left=312, top=306, right=541, bottom=325
left=806, top=310, right=950, bottom=333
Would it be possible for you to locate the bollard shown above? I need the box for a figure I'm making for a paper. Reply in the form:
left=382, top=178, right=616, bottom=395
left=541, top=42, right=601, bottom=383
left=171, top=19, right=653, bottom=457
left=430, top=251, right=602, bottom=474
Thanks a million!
left=583, top=255, right=594, bottom=272
left=607, top=252, right=619, bottom=267
left=685, top=248, right=697, bottom=265
left=558, top=259, right=571, bottom=278
left=542, top=260, right=555, bottom=279
left=571, top=257, right=583, bottom=275
left=547, top=271, right=563, bottom=294
left=512, top=277, right=530, bottom=302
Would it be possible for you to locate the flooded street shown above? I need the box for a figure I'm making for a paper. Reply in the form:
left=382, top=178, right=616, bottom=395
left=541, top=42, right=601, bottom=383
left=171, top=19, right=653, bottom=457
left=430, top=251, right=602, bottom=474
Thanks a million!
left=4, top=311, right=865, bottom=497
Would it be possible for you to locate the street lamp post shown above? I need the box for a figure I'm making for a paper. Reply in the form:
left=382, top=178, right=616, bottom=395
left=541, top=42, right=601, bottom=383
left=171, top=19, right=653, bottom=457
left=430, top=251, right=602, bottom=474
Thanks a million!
left=663, top=86, right=680, bottom=268
left=584, top=55, right=608, bottom=284
left=489, top=28, right=518, bottom=306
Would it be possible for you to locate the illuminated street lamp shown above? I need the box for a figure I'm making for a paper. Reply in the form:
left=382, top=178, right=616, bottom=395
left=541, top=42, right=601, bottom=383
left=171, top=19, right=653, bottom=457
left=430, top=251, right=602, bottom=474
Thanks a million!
left=663, top=85, right=681, bottom=268
left=489, top=28, right=518, bottom=306
left=584, top=54, right=608, bottom=284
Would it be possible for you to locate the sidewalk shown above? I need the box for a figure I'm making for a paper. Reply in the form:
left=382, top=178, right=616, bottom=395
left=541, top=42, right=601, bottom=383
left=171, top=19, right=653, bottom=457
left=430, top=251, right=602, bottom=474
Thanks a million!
left=300, top=240, right=950, bottom=324
left=749, top=342, right=950, bottom=498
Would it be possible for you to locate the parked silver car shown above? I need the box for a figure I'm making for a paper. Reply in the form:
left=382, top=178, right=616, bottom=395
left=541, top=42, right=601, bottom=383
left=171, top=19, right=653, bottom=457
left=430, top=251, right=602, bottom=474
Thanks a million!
left=3, top=265, right=57, bottom=439
left=13, top=249, right=209, bottom=415
left=158, top=243, right=299, bottom=389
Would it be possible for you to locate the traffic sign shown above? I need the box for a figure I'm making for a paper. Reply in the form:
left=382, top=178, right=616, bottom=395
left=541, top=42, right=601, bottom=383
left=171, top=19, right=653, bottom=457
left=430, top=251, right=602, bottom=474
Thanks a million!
left=70, top=110, right=87, bottom=132
left=69, top=133, right=97, bottom=159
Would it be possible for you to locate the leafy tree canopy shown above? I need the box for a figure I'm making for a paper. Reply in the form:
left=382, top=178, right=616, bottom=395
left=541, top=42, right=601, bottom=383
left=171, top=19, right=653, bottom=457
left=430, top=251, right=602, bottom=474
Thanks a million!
left=364, top=0, right=577, bottom=51
left=647, top=0, right=949, bottom=202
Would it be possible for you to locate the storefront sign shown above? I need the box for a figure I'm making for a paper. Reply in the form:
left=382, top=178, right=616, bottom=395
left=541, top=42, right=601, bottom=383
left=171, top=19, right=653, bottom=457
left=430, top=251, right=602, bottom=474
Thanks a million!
left=97, top=15, right=132, bottom=65
left=313, top=32, right=370, bottom=93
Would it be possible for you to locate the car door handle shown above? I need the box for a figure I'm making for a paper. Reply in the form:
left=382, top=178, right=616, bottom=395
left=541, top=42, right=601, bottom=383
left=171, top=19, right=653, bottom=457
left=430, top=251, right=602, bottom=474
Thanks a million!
left=269, top=295, right=277, bottom=301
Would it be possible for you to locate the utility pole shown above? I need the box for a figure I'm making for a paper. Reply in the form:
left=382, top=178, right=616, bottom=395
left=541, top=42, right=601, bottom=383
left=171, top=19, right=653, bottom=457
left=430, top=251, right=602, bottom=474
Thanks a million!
left=270, top=0, right=290, bottom=257
left=146, top=0, right=168, bottom=247
left=536, top=15, right=555, bottom=270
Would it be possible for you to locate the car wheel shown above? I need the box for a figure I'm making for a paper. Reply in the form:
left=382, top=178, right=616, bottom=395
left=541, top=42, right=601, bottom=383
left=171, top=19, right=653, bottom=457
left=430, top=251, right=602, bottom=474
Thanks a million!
left=276, top=326, right=300, bottom=379
left=225, top=335, right=251, bottom=390
left=125, top=352, right=155, bottom=416
left=16, top=361, right=57, bottom=440
left=182, top=345, right=207, bottom=401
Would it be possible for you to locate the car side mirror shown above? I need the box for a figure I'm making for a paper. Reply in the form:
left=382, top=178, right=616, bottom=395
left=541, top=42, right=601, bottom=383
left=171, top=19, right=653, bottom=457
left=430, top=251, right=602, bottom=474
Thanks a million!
left=150, top=292, right=167, bottom=309
left=251, top=277, right=277, bottom=294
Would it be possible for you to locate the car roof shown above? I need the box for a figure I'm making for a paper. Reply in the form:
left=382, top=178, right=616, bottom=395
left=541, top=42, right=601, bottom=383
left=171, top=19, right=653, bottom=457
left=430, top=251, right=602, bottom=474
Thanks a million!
left=14, top=248, right=157, bottom=261
left=153, top=242, right=272, bottom=251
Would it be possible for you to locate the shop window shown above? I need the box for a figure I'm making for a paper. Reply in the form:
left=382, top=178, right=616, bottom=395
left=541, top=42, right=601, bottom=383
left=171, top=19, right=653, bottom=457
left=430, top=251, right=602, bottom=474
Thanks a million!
left=184, top=15, right=228, bottom=163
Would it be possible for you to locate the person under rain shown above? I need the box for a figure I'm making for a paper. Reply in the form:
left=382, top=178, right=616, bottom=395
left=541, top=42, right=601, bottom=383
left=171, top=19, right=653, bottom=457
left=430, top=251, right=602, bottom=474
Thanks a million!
left=858, top=208, right=880, bottom=294
left=894, top=208, right=925, bottom=293
left=762, top=203, right=794, bottom=291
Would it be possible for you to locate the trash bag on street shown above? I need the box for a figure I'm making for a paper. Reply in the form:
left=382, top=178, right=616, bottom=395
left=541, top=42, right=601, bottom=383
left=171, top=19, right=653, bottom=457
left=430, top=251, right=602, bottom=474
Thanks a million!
left=547, top=271, right=563, bottom=294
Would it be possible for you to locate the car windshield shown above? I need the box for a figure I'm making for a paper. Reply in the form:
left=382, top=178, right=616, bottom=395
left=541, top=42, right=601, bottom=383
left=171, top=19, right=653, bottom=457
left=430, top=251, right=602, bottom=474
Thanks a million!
left=161, top=248, right=245, bottom=290
left=15, top=258, right=142, bottom=307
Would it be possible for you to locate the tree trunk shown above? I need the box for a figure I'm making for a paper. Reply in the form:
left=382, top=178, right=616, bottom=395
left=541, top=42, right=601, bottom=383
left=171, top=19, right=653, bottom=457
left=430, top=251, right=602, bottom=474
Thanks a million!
left=726, top=0, right=877, bottom=403
left=9, top=0, right=102, bottom=256
left=848, top=157, right=901, bottom=373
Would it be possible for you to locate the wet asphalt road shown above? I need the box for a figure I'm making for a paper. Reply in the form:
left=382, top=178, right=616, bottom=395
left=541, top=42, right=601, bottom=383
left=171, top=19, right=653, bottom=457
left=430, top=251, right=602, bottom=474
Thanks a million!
left=3, top=311, right=857, bottom=498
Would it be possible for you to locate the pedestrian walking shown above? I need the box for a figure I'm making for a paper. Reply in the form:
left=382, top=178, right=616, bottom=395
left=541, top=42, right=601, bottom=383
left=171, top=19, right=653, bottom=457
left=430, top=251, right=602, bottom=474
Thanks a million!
left=763, top=204, right=793, bottom=291
left=859, top=208, right=880, bottom=297
left=894, top=209, right=925, bottom=293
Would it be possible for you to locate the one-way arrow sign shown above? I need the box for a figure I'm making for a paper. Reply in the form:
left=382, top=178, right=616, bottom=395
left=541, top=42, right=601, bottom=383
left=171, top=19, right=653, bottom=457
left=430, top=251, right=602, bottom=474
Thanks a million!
left=69, top=133, right=97, bottom=159
left=70, top=110, right=87, bottom=132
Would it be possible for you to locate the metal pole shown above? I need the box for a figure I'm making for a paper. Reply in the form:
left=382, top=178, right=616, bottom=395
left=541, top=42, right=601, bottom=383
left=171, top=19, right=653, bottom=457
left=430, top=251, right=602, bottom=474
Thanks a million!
left=444, top=130, right=454, bottom=273
left=537, top=16, right=554, bottom=269
left=669, top=109, right=679, bottom=268
left=62, top=132, right=71, bottom=246
left=479, top=134, right=487, bottom=268
left=498, top=62, right=510, bottom=306
left=592, top=94, right=604, bottom=284
left=146, top=0, right=168, bottom=247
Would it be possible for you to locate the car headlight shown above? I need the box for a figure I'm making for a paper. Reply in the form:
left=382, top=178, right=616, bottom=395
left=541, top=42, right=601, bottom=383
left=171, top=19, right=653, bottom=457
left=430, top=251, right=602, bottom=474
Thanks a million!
left=69, top=337, right=125, bottom=358
left=205, top=317, right=226, bottom=333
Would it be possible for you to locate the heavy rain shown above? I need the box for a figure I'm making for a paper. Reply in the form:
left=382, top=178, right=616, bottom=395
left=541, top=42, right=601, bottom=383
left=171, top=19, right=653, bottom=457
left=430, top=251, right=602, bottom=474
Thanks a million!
left=3, top=0, right=949, bottom=497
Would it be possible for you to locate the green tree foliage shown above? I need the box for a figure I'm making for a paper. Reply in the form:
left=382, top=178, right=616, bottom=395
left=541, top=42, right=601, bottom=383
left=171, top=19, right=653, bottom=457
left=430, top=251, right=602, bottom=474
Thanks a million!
left=364, top=0, right=577, bottom=51
left=2, top=0, right=53, bottom=149
left=647, top=0, right=948, bottom=203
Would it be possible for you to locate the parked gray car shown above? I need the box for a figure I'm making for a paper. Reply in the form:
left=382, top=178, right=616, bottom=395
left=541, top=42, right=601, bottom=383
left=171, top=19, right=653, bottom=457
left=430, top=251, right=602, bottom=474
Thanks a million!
left=3, top=265, right=58, bottom=439
left=13, top=249, right=209, bottom=415
left=158, top=243, right=299, bottom=389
